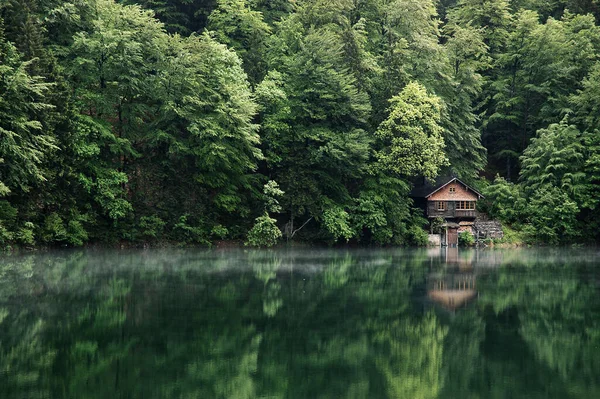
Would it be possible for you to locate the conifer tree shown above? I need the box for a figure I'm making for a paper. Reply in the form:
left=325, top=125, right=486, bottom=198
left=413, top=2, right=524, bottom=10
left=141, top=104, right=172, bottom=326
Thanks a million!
left=0, top=23, right=56, bottom=194
left=208, top=0, right=271, bottom=84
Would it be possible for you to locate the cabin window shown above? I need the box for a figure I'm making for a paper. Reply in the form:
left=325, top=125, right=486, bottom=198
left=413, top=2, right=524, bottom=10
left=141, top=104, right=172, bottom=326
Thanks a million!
left=436, top=201, right=446, bottom=211
left=449, top=187, right=456, bottom=193
left=456, top=201, right=476, bottom=210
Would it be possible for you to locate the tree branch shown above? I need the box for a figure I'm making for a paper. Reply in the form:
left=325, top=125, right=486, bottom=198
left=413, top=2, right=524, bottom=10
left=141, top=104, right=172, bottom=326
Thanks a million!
left=290, top=217, right=313, bottom=239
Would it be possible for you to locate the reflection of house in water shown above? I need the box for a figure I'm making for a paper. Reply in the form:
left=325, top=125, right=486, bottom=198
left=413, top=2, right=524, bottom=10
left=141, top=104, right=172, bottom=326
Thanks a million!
left=428, top=273, right=477, bottom=310
left=427, top=247, right=479, bottom=311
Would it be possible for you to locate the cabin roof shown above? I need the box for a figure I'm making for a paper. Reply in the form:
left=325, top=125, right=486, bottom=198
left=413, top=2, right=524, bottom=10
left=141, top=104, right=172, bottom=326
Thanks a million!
left=410, top=176, right=484, bottom=199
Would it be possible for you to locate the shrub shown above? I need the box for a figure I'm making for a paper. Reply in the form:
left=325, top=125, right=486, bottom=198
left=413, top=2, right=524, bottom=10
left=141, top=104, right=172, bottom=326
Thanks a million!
left=322, top=204, right=354, bottom=243
left=407, top=225, right=429, bottom=246
left=246, top=213, right=282, bottom=247
left=430, top=216, right=444, bottom=234
left=42, top=213, right=67, bottom=243
left=66, top=220, right=88, bottom=246
left=172, top=215, right=210, bottom=245
left=139, top=216, right=166, bottom=239
left=16, top=222, right=35, bottom=246
left=211, top=225, right=229, bottom=240
left=525, top=187, right=579, bottom=244
left=0, top=201, right=17, bottom=223
left=495, top=225, right=528, bottom=245
left=459, top=231, right=475, bottom=247
left=0, top=224, right=13, bottom=247
left=482, top=177, right=527, bottom=225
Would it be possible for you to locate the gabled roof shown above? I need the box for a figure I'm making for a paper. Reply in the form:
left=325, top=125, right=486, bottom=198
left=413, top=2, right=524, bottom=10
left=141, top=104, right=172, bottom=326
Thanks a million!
left=409, top=176, right=484, bottom=199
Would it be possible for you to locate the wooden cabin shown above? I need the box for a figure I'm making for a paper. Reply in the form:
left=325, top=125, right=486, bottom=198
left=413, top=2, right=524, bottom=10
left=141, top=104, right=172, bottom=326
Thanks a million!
left=411, top=177, right=484, bottom=246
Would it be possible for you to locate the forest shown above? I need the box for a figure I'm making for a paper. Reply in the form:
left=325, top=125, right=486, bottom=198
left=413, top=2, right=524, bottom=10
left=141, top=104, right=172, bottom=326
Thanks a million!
left=1, top=0, right=600, bottom=247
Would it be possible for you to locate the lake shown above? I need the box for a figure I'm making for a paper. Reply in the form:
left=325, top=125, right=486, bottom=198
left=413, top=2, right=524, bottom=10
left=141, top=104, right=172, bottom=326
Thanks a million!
left=1, top=248, right=599, bottom=398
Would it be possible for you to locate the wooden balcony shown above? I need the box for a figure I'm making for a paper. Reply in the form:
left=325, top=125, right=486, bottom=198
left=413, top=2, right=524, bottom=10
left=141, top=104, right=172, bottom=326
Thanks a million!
left=454, top=210, right=478, bottom=218
left=427, top=202, right=478, bottom=219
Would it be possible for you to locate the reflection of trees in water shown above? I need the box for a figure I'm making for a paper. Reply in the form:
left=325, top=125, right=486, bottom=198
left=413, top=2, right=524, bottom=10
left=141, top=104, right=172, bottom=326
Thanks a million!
left=0, top=317, right=56, bottom=398
left=373, top=313, right=446, bottom=399
left=0, top=254, right=56, bottom=398
left=250, top=250, right=283, bottom=317
left=440, top=253, right=600, bottom=398
left=252, top=251, right=444, bottom=399
left=0, top=249, right=599, bottom=398
left=0, top=252, right=129, bottom=398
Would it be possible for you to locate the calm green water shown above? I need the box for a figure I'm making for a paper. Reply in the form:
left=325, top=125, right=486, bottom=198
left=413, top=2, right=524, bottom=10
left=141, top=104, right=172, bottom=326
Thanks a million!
left=1, top=248, right=599, bottom=398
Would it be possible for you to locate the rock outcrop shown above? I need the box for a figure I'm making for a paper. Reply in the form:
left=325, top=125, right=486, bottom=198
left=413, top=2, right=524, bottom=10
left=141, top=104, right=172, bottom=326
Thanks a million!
left=473, top=220, right=504, bottom=239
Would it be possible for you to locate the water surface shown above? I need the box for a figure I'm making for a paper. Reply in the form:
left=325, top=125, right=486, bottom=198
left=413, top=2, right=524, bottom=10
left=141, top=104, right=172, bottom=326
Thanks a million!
left=1, top=248, right=599, bottom=398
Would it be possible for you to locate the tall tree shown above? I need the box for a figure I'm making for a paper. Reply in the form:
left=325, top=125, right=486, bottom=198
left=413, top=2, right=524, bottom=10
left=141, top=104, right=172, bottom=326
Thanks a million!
left=0, top=24, right=56, bottom=195
left=440, top=23, right=489, bottom=178
left=374, top=82, right=448, bottom=181
left=148, top=32, right=263, bottom=233
left=207, top=0, right=271, bottom=84
left=367, top=0, right=444, bottom=124
left=519, top=119, right=585, bottom=242
left=0, top=0, right=46, bottom=67
left=483, top=10, right=600, bottom=178
left=120, top=0, right=217, bottom=34
left=447, top=0, right=512, bottom=56
left=570, top=62, right=600, bottom=238
left=484, top=10, right=539, bottom=179
left=259, top=1, right=372, bottom=241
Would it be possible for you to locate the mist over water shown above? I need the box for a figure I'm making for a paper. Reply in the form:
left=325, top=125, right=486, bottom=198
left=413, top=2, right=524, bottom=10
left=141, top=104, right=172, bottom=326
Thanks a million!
left=1, top=248, right=599, bottom=398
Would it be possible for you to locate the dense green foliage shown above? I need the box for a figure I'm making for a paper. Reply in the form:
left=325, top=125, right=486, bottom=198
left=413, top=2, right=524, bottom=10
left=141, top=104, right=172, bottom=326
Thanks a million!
left=458, top=230, right=475, bottom=246
left=1, top=0, right=599, bottom=246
